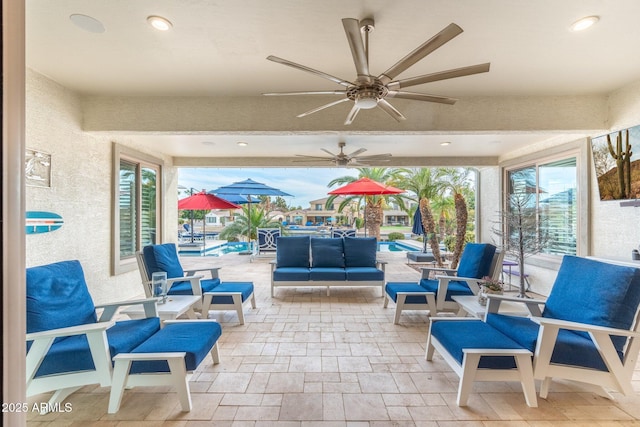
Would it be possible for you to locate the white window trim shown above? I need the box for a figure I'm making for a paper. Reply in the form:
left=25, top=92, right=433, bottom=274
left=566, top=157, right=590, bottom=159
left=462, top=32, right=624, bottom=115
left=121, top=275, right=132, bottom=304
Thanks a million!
left=112, top=143, right=164, bottom=275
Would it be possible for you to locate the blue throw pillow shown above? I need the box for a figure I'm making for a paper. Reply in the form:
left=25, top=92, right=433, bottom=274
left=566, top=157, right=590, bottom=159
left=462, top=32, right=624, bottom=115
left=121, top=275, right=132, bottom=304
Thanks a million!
left=457, top=243, right=496, bottom=278
left=143, top=244, right=184, bottom=279
left=276, top=236, right=310, bottom=268
left=343, top=237, right=377, bottom=267
left=26, top=260, right=98, bottom=334
left=311, top=238, right=345, bottom=268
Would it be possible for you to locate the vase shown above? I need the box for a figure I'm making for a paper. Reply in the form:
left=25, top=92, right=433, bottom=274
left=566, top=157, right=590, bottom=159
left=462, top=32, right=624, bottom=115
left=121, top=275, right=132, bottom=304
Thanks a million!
left=478, top=289, right=503, bottom=306
left=152, top=271, right=168, bottom=303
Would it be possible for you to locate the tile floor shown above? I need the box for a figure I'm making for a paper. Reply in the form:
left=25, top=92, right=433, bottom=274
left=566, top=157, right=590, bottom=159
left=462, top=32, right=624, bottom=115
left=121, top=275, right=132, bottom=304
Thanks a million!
left=27, top=251, right=640, bottom=426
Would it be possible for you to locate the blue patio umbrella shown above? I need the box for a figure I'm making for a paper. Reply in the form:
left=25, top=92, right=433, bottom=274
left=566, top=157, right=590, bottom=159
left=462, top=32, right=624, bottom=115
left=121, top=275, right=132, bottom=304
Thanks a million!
left=412, top=208, right=428, bottom=252
left=211, top=179, right=292, bottom=253
left=210, top=192, right=261, bottom=205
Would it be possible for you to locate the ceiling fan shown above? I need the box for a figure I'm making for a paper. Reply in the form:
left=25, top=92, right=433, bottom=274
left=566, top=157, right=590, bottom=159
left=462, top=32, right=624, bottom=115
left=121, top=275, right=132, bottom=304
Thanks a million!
left=264, top=18, right=490, bottom=125
left=294, top=141, right=391, bottom=167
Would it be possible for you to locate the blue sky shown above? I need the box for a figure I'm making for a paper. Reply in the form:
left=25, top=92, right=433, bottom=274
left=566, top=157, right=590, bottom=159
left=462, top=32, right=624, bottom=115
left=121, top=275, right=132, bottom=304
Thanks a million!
left=178, top=168, right=360, bottom=208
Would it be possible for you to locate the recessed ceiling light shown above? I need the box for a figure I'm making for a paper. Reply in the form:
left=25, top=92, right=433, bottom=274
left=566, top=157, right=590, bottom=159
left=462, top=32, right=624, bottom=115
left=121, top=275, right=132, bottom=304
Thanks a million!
left=237, top=141, right=248, bottom=147
left=440, top=141, right=451, bottom=146
left=69, top=14, right=105, bottom=33
left=201, top=141, right=215, bottom=146
left=570, top=16, right=599, bottom=32
left=147, top=15, right=173, bottom=31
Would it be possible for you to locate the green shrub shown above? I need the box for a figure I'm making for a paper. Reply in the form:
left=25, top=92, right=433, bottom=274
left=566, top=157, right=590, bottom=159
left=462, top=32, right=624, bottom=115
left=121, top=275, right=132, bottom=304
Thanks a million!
left=387, top=232, right=404, bottom=241
left=443, top=232, right=476, bottom=252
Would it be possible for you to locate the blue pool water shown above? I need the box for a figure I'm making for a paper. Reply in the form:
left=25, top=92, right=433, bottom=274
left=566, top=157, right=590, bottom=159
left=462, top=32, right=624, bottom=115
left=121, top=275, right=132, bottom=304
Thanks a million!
left=377, top=241, right=416, bottom=252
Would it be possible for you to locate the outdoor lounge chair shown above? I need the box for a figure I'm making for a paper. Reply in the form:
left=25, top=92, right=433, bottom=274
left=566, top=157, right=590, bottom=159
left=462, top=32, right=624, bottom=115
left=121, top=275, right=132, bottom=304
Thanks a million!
left=426, top=255, right=640, bottom=403
left=137, top=243, right=256, bottom=324
left=384, top=243, right=502, bottom=323
left=26, top=259, right=223, bottom=413
left=251, top=227, right=280, bottom=261
left=331, top=229, right=356, bottom=238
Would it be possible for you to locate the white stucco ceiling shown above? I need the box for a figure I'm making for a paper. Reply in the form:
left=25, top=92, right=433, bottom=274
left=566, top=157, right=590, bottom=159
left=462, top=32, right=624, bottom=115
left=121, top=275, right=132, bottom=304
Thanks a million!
left=25, top=0, right=640, bottom=163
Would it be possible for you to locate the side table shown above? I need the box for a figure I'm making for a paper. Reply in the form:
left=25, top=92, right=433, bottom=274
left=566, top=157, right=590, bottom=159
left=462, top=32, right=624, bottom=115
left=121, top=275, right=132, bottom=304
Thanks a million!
left=121, top=295, right=200, bottom=321
left=452, top=295, right=529, bottom=319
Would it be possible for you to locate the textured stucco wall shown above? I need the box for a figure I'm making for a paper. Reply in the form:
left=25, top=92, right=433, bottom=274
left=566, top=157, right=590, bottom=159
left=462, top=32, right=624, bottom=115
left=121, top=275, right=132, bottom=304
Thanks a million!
left=25, top=70, right=178, bottom=304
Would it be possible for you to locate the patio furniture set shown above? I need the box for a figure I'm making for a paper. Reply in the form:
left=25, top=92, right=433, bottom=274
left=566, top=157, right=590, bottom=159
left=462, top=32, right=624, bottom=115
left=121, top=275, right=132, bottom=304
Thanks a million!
left=25, top=238, right=640, bottom=415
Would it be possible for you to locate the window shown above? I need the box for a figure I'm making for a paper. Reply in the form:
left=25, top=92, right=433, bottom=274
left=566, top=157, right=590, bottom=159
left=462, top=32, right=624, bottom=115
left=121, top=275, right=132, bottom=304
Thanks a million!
left=315, top=204, right=322, bottom=211
left=506, top=156, right=578, bottom=256
left=112, top=144, right=163, bottom=274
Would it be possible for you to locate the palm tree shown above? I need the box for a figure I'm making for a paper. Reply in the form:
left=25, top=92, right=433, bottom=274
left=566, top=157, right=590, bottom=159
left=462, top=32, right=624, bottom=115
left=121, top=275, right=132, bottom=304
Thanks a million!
left=326, top=168, right=405, bottom=240
left=219, top=205, right=280, bottom=242
left=442, top=168, right=474, bottom=269
left=394, top=168, right=448, bottom=266
left=430, top=194, right=455, bottom=243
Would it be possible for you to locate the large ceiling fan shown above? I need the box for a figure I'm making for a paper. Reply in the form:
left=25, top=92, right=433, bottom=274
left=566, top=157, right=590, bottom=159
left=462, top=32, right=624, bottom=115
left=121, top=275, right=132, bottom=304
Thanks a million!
left=264, top=18, right=490, bottom=125
left=294, top=141, right=391, bottom=167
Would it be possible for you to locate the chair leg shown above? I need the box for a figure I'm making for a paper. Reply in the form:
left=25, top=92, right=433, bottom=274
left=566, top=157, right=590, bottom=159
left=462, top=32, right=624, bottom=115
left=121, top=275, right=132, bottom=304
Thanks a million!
left=41, top=386, right=81, bottom=414
left=539, top=377, right=552, bottom=399
left=458, top=352, right=480, bottom=406
left=233, top=294, right=244, bottom=325
left=211, top=342, right=220, bottom=364
left=383, top=294, right=389, bottom=308
left=250, top=293, right=256, bottom=309
left=515, top=354, right=538, bottom=407
left=167, top=357, right=191, bottom=412
left=394, top=295, right=406, bottom=325
left=108, top=359, right=132, bottom=414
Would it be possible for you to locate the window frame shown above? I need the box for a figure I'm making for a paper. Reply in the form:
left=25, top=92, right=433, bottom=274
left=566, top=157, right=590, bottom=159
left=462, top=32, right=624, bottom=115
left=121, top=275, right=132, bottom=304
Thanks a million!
left=112, top=143, right=164, bottom=275
left=500, top=139, right=590, bottom=265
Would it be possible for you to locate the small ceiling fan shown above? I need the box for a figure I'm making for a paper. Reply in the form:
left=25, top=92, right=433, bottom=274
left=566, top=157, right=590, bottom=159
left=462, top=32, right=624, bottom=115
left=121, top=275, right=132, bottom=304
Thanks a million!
left=294, top=141, right=391, bottom=167
left=264, top=17, right=490, bottom=125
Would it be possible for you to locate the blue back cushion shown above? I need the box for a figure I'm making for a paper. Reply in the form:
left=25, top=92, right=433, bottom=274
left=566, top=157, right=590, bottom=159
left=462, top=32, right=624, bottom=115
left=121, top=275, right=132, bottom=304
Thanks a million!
left=457, top=243, right=496, bottom=278
left=143, top=244, right=184, bottom=279
left=311, top=238, right=345, bottom=268
left=343, top=237, right=377, bottom=268
left=27, top=260, right=97, bottom=334
left=544, top=256, right=640, bottom=332
left=276, top=236, right=310, bottom=268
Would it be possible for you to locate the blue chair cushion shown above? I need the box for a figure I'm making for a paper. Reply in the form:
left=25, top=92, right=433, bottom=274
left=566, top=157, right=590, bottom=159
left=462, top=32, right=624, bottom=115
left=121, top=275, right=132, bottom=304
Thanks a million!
left=456, top=243, right=496, bottom=279
left=276, top=236, right=310, bottom=268
left=27, top=260, right=98, bottom=333
left=167, top=278, right=220, bottom=296
left=206, top=281, right=254, bottom=305
left=431, top=320, right=524, bottom=369
left=343, top=237, right=377, bottom=268
left=486, top=313, right=615, bottom=371
left=273, top=267, right=310, bottom=281
left=310, top=268, right=346, bottom=281
left=543, top=256, right=640, bottom=353
left=32, top=317, right=160, bottom=377
left=143, top=244, right=184, bottom=279
left=385, top=282, right=432, bottom=304
left=130, top=321, right=223, bottom=373
left=311, top=238, right=345, bottom=268
left=345, top=267, right=384, bottom=281
left=419, top=278, right=474, bottom=301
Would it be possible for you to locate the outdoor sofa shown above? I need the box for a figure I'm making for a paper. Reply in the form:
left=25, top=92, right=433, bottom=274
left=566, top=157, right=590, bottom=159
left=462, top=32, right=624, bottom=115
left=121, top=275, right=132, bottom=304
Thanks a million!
left=270, top=236, right=385, bottom=297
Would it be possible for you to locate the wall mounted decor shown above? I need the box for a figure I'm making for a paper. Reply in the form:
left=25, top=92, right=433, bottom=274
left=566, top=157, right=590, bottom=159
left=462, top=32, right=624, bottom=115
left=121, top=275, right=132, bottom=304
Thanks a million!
left=591, top=125, right=640, bottom=201
left=25, top=148, right=51, bottom=188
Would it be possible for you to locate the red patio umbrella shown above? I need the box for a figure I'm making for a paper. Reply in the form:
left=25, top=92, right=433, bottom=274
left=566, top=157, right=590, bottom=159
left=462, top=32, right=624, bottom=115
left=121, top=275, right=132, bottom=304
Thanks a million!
left=328, top=178, right=404, bottom=236
left=178, top=191, right=241, bottom=244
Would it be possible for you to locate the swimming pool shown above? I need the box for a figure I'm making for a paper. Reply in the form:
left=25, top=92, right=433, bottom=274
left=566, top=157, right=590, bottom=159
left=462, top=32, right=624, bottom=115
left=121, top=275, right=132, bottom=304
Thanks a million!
left=377, top=241, right=417, bottom=252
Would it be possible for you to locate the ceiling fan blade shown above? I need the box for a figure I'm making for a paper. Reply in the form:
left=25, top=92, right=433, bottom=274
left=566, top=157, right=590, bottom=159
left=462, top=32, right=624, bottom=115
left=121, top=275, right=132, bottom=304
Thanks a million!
left=377, top=99, right=406, bottom=122
left=386, top=91, right=457, bottom=105
left=297, top=98, right=351, bottom=118
left=321, top=148, right=337, bottom=157
left=267, top=55, right=355, bottom=87
left=342, top=18, right=369, bottom=79
left=344, top=104, right=361, bottom=125
left=387, top=63, right=491, bottom=90
left=377, top=23, right=463, bottom=84
left=347, top=148, right=367, bottom=157
left=294, top=155, right=335, bottom=160
left=355, top=153, right=392, bottom=160
left=263, top=90, right=347, bottom=96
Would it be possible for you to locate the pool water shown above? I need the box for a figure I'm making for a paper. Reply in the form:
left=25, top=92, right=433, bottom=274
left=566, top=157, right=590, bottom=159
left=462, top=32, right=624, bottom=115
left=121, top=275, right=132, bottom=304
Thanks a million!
left=206, top=242, right=250, bottom=256
left=377, top=241, right=415, bottom=252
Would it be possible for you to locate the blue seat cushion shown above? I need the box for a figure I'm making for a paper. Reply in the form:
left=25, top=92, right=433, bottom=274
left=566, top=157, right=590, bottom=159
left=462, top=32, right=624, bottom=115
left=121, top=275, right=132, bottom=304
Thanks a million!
left=32, top=317, right=160, bottom=377
left=276, top=236, right=310, bottom=268
left=385, top=282, right=432, bottom=304
left=310, top=268, right=346, bottom=281
left=273, top=267, right=310, bottom=281
left=143, top=244, right=184, bottom=279
left=542, top=256, right=640, bottom=353
left=27, top=260, right=98, bottom=333
left=431, top=320, right=524, bottom=369
left=206, top=281, right=254, bottom=305
left=345, top=267, right=384, bottom=281
left=311, top=238, right=345, bottom=268
left=486, top=313, right=616, bottom=371
left=167, top=277, right=220, bottom=296
left=130, top=321, right=223, bottom=373
left=456, top=243, right=496, bottom=279
left=419, top=278, right=473, bottom=301
left=343, top=237, right=377, bottom=268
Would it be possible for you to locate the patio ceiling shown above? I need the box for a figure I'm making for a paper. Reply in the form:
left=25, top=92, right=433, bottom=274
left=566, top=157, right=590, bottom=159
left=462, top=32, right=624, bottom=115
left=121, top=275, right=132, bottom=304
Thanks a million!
left=26, top=0, right=640, bottom=165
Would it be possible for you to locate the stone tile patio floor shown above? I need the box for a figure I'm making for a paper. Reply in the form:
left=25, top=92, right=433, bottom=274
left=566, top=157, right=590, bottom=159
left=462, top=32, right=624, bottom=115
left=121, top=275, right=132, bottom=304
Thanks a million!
left=27, top=251, right=640, bottom=426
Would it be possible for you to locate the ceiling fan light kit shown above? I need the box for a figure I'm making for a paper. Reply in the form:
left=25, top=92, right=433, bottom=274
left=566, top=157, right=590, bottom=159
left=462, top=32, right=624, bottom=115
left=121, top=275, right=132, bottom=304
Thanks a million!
left=265, top=17, right=490, bottom=125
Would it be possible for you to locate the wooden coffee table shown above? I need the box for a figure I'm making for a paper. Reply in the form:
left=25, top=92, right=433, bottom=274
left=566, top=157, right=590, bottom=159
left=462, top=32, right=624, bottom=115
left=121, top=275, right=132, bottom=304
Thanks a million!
left=122, top=295, right=200, bottom=321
